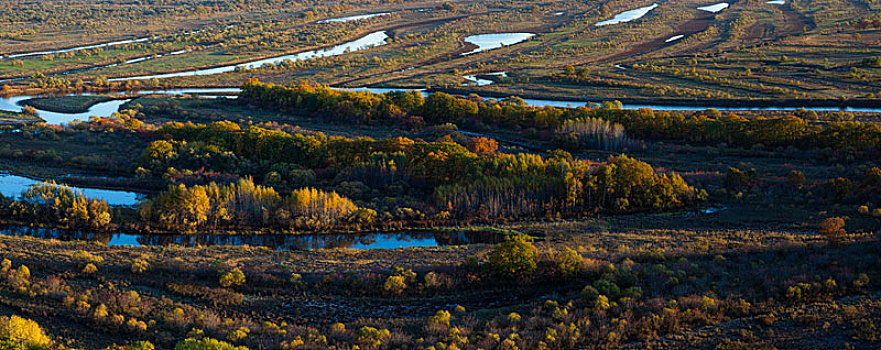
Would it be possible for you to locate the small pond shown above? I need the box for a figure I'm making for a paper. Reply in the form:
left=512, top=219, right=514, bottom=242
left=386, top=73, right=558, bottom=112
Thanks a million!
left=666, top=35, right=685, bottom=43
left=462, top=33, right=536, bottom=55
left=596, top=4, right=659, bottom=26
left=462, top=72, right=508, bottom=86
left=317, top=13, right=390, bottom=23
left=697, top=3, right=729, bottom=13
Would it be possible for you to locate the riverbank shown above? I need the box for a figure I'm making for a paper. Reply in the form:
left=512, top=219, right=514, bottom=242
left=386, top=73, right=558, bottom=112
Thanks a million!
left=0, top=110, right=42, bottom=126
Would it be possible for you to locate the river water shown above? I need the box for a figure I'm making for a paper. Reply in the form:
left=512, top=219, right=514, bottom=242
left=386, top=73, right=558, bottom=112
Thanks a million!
left=0, top=224, right=505, bottom=250
left=0, top=173, right=142, bottom=206
left=2, top=87, right=880, bottom=126
left=1, top=36, right=153, bottom=60
left=108, top=31, right=390, bottom=81
left=0, top=88, right=240, bottom=124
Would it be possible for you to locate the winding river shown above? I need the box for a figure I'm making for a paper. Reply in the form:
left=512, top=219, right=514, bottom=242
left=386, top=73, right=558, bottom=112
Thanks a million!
left=0, top=88, right=240, bottom=124
left=3, top=87, right=881, bottom=126
left=0, top=94, right=132, bottom=125
left=108, top=31, right=390, bottom=81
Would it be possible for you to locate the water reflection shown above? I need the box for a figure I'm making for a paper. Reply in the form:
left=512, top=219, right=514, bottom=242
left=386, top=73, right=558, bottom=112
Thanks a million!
left=462, top=33, right=536, bottom=55
left=0, top=224, right=505, bottom=250
left=0, top=172, right=142, bottom=206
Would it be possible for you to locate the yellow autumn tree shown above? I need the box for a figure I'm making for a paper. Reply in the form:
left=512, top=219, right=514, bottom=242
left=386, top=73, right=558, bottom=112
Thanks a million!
left=0, top=315, right=51, bottom=348
left=18, top=181, right=112, bottom=230
left=286, top=188, right=358, bottom=228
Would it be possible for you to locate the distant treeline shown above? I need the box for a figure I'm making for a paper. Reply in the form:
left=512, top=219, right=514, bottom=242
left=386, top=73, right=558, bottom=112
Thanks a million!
left=240, top=80, right=881, bottom=153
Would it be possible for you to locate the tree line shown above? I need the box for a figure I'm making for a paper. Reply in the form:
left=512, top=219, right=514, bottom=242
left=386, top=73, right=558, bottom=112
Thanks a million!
left=139, top=178, right=366, bottom=231
left=240, top=80, right=881, bottom=154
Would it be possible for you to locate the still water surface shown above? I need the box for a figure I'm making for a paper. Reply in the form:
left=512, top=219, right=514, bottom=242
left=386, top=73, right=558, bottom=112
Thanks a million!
left=0, top=224, right=505, bottom=250
left=0, top=173, right=142, bottom=206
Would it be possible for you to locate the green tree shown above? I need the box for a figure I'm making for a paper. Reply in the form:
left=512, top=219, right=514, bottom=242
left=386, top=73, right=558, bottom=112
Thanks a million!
left=554, top=247, right=583, bottom=275
left=220, top=268, right=246, bottom=288
left=383, top=275, right=407, bottom=295
left=422, top=92, right=477, bottom=123
left=490, top=235, right=537, bottom=278
left=357, top=327, right=390, bottom=348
